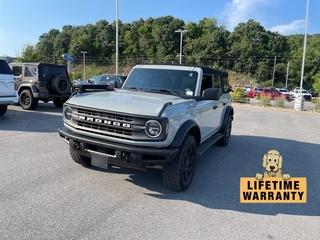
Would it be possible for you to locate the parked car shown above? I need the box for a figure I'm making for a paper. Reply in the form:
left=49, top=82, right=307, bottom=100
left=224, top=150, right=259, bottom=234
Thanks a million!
left=9, top=62, right=72, bottom=110
left=243, top=85, right=252, bottom=94
left=277, top=88, right=293, bottom=101
left=0, top=59, right=18, bottom=116
left=293, top=89, right=312, bottom=101
left=247, top=87, right=266, bottom=98
left=72, top=74, right=126, bottom=93
left=309, top=88, right=319, bottom=97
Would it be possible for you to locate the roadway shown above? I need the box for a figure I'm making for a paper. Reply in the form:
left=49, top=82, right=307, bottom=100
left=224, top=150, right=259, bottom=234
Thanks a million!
left=0, top=103, right=319, bottom=239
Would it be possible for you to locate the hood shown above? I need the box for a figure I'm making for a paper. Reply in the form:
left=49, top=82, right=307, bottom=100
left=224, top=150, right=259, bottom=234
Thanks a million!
left=67, top=89, right=189, bottom=116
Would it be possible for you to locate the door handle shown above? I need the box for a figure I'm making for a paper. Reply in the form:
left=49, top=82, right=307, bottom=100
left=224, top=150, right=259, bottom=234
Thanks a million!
left=213, top=106, right=218, bottom=110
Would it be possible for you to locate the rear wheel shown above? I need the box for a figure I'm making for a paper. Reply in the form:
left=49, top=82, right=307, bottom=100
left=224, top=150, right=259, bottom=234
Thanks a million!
left=216, top=115, right=232, bottom=147
left=163, top=135, right=197, bottom=192
left=19, top=89, right=38, bottom=110
left=0, top=105, right=7, bottom=116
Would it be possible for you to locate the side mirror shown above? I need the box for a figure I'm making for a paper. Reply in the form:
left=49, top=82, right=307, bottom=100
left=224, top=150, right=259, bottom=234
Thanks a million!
left=108, top=81, right=115, bottom=91
left=202, top=88, right=221, bottom=100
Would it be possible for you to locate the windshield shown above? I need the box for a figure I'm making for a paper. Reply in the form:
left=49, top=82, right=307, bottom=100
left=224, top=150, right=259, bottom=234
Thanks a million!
left=123, top=68, right=198, bottom=96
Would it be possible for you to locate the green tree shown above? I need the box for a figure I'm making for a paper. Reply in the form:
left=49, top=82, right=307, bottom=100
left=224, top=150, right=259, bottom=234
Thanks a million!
left=16, top=44, right=40, bottom=62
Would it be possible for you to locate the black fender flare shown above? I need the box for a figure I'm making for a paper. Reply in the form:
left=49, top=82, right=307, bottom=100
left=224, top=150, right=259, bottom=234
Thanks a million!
left=169, top=120, right=200, bottom=147
left=18, top=84, right=39, bottom=96
left=220, top=105, right=234, bottom=130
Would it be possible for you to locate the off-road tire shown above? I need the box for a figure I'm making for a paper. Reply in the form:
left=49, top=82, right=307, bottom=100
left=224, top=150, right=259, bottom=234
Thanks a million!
left=19, top=89, right=38, bottom=110
left=163, top=135, right=197, bottom=192
left=53, top=99, right=66, bottom=108
left=0, top=105, right=7, bottom=116
left=69, top=147, right=90, bottom=166
left=51, top=75, right=71, bottom=95
left=216, top=114, right=232, bottom=147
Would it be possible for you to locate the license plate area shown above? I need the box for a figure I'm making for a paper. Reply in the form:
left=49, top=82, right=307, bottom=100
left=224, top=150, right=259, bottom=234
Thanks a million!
left=91, top=153, right=108, bottom=169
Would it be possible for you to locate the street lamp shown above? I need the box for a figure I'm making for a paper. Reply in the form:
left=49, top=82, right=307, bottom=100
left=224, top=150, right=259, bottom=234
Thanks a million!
left=175, top=29, right=188, bottom=64
left=295, top=0, right=309, bottom=110
left=81, top=51, right=87, bottom=80
left=115, top=0, right=119, bottom=74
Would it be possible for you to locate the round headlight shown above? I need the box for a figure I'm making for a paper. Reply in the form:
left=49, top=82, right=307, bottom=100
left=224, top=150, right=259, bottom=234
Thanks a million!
left=145, top=120, right=162, bottom=138
left=64, top=106, right=72, bottom=121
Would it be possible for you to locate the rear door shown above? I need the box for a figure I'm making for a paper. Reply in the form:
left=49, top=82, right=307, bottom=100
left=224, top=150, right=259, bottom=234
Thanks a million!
left=0, top=60, right=16, bottom=97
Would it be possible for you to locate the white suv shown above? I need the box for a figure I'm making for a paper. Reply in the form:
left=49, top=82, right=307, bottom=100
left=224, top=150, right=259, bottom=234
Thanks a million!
left=0, top=59, right=18, bottom=116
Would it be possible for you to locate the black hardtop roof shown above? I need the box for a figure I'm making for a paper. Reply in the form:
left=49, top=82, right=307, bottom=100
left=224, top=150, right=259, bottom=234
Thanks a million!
left=137, top=63, right=228, bottom=77
left=9, top=62, right=67, bottom=69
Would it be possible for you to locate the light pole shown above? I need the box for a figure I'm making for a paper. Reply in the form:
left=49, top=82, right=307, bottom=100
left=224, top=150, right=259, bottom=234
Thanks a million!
left=81, top=51, right=87, bottom=80
left=116, top=0, right=119, bottom=74
left=285, top=61, right=290, bottom=88
left=295, top=0, right=309, bottom=110
left=272, top=56, right=276, bottom=87
left=175, top=29, right=188, bottom=64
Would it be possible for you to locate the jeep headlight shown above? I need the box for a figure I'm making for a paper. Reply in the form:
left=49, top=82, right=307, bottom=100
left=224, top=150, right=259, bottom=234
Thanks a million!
left=64, top=106, right=72, bottom=121
left=145, top=120, right=162, bottom=138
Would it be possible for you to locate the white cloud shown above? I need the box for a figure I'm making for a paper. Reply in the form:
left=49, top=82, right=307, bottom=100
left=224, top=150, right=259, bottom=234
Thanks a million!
left=269, top=20, right=305, bottom=35
left=222, top=0, right=269, bottom=31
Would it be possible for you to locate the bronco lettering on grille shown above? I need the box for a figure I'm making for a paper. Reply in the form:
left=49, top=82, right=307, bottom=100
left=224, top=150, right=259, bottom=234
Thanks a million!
left=78, top=115, right=131, bottom=128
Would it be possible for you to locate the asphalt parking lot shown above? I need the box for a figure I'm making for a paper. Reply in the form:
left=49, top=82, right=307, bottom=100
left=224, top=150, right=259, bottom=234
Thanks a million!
left=0, top=103, right=319, bottom=239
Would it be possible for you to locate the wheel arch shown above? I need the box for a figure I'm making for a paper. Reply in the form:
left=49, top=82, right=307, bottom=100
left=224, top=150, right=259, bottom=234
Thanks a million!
left=18, top=84, right=38, bottom=96
left=170, top=120, right=201, bottom=147
left=220, top=105, right=234, bottom=129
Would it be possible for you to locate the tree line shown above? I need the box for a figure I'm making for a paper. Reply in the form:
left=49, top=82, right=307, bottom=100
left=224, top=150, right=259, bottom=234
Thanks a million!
left=17, top=16, right=320, bottom=90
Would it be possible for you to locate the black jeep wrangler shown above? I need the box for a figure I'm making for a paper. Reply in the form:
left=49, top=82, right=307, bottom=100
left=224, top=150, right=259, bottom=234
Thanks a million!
left=9, top=63, right=71, bottom=110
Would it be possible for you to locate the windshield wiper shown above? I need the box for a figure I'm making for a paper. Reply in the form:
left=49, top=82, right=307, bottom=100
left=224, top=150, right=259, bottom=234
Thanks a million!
left=149, top=88, right=179, bottom=96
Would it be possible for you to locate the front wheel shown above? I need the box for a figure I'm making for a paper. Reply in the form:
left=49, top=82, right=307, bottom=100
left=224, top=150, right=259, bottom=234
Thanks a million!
left=69, top=147, right=90, bottom=166
left=0, top=105, right=7, bottom=116
left=53, top=99, right=66, bottom=108
left=19, top=89, right=38, bottom=110
left=163, top=135, right=197, bottom=192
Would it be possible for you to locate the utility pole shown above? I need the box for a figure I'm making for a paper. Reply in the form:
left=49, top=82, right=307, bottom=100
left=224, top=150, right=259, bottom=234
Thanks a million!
left=115, top=0, right=119, bottom=74
left=272, top=56, right=276, bottom=87
left=81, top=51, right=87, bottom=80
left=175, top=29, right=188, bottom=64
left=285, top=61, right=290, bottom=88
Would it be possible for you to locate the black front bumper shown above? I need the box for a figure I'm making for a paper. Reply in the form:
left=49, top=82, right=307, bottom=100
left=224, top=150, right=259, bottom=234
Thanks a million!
left=58, top=127, right=179, bottom=168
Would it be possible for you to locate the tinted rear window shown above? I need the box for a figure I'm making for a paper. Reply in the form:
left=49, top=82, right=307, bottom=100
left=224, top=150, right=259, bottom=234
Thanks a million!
left=0, top=60, right=13, bottom=74
left=39, top=65, right=68, bottom=80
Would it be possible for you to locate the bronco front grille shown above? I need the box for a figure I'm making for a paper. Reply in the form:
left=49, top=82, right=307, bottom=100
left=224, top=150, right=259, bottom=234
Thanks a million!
left=78, top=121, right=132, bottom=136
left=67, top=106, right=167, bottom=141
left=78, top=108, right=133, bottom=122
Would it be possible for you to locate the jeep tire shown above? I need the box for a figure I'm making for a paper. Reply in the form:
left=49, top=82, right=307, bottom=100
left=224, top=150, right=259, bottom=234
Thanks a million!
left=69, top=147, right=90, bottom=166
left=163, top=135, right=197, bottom=192
left=51, top=75, right=71, bottom=95
left=216, top=114, right=232, bottom=147
left=19, top=89, right=38, bottom=110
left=0, top=106, right=7, bottom=116
left=53, top=99, right=66, bottom=108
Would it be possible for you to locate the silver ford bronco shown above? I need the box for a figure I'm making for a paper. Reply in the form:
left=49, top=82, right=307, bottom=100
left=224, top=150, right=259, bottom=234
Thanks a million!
left=58, top=64, right=234, bottom=191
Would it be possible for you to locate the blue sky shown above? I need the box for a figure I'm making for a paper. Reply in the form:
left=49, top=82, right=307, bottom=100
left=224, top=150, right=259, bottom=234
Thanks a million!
left=0, top=0, right=319, bottom=57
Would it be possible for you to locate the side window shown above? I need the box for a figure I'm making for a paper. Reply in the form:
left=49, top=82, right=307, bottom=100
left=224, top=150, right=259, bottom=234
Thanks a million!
left=200, top=75, right=213, bottom=94
left=213, top=74, right=221, bottom=89
left=25, top=67, right=33, bottom=77
left=12, top=66, right=22, bottom=76
left=222, top=76, right=230, bottom=93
